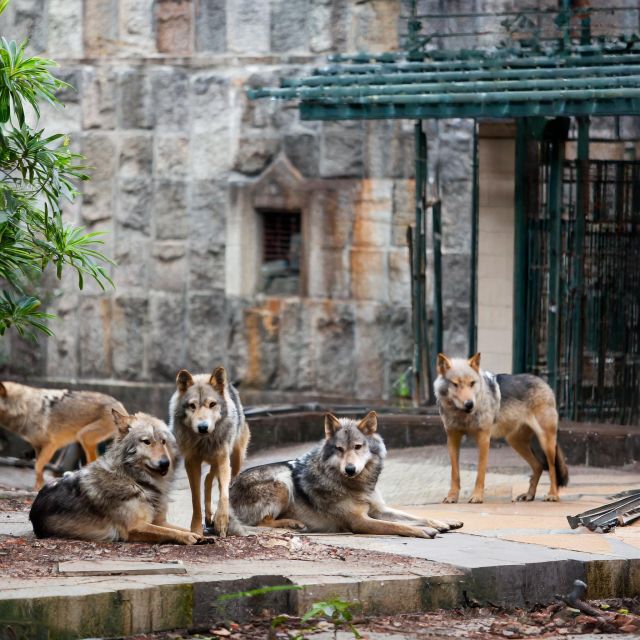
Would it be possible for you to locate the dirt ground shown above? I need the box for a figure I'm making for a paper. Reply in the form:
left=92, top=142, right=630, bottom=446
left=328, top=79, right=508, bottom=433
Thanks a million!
left=0, top=498, right=447, bottom=579
left=105, top=598, right=640, bottom=639
left=0, top=495, right=31, bottom=512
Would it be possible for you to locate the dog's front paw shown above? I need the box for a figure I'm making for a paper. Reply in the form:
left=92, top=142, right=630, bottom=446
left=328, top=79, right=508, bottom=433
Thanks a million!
left=515, top=492, right=535, bottom=502
left=279, top=518, right=306, bottom=530
left=442, top=493, right=459, bottom=504
left=468, top=494, right=484, bottom=504
left=181, top=532, right=202, bottom=545
left=428, top=518, right=463, bottom=532
left=214, top=511, right=229, bottom=537
left=543, top=494, right=559, bottom=502
left=419, top=526, right=439, bottom=539
left=425, top=518, right=450, bottom=532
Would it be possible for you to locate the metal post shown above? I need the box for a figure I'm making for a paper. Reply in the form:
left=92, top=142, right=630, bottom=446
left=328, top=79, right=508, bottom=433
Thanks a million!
left=406, top=0, right=424, bottom=60
left=560, top=0, right=571, bottom=51
left=432, top=199, right=443, bottom=362
left=417, top=122, right=431, bottom=403
left=469, top=120, right=479, bottom=355
left=422, top=190, right=433, bottom=403
left=407, top=224, right=418, bottom=401
left=573, top=0, right=592, bottom=46
left=412, top=120, right=425, bottom=405
left=571, top=116, right=589, bottom=420
left=546, top=137, right=564, bottom=394
left=512, top=119, right=528, bottom=373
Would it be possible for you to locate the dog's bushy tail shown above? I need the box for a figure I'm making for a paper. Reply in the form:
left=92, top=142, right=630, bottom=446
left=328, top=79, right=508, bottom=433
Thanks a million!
left=533, top=443, right=569, bottom=487
left=555, top=444, right=569, bottom=487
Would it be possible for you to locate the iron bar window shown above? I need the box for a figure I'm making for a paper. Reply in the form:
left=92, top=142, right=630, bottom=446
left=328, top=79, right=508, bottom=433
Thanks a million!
left=259, top=210, right=302, bottom=296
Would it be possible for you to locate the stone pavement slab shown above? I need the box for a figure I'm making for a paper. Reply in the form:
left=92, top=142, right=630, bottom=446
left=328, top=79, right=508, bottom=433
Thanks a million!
left=57, top=559, right=188, bottom=576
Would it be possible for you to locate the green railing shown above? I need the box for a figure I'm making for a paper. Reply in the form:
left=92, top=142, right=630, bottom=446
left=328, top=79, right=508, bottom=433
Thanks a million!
left=401, top=1, right=640, bottom=57
left=522, top=148, right=640, bottom=424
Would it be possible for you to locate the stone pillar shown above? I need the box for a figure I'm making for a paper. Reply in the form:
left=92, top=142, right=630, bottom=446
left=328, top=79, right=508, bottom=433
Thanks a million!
left=477, top=123, right=516, bottom=373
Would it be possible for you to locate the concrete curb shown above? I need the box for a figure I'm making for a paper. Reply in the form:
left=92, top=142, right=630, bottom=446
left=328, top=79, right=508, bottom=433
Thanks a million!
left=0, top=572, right=464, bottom=640
left=1, top=553, right=639, bottom=639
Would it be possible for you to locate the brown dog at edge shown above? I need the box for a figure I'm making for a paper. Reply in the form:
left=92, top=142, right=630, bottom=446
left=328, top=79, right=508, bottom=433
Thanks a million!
left=0, top=381, right=125, bottom=490
left=434, top=353, right=569, bottom=504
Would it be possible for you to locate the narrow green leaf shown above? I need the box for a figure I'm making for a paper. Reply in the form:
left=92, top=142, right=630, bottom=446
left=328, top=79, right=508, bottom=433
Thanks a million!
left=13, top=94, right=24, bottom=126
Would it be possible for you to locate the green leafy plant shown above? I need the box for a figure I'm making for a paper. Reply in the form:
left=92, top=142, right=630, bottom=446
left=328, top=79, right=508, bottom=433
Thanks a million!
left=214, top=585, right=362, bottom=640
left=0, top=2, right=113, bottom=339
left=392, top=367, right=412, bottom=399
left=301, top=598, right=362, bottom=639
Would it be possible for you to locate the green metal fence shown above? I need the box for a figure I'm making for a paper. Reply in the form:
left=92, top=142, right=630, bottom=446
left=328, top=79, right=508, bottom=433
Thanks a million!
left=523, top=146, right=640, bottom=424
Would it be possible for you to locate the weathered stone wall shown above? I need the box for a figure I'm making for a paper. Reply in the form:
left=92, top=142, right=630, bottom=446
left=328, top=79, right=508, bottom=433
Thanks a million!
left=0, top=0, right=486, bottom=401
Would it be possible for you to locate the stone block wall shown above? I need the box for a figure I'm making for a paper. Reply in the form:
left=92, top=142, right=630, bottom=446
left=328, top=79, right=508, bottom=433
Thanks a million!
left=0, top=0, right=481, bottom=401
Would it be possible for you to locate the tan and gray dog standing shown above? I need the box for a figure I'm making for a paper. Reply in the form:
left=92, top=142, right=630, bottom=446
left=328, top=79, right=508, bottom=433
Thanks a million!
left=169, top=367, right=250, bottom=537
left=0, top=381, right=125, bottom=490
left=434, top=353, right=569, bottom=504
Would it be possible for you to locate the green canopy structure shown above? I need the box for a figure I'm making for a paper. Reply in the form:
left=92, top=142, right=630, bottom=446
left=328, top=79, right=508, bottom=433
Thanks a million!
left=249, top=3, right=640, bottom=121
left=248, top=2, right=640, bottom=423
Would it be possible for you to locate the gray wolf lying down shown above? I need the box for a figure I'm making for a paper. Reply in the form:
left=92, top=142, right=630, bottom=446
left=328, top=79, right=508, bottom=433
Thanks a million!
left=230, top=411, right=463, bottom=538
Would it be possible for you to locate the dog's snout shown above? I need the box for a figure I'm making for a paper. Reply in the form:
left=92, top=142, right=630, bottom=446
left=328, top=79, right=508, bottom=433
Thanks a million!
left=157, top=457, right=170, bottom=472
left=464, top=400, right=474, bottom=412
left=197, top=422, right=209, bottom=434
left=345, top=464, right=356, bottom=477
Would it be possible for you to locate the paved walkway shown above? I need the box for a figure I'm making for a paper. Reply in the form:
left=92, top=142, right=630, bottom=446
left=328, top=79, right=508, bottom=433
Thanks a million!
left=0, top=443, right=639, bottom=638
left=2, top=442, right=640, bottom=559
left=170, top=442, right=640, bottom=559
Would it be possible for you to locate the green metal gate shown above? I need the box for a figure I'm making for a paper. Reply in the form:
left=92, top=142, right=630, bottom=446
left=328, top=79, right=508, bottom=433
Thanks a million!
left=522, top=142, right=640, bottom=424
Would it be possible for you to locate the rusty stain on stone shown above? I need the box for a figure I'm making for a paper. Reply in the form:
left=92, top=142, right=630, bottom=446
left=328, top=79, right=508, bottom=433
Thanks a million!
left=156, top=0, right=193, bottom=55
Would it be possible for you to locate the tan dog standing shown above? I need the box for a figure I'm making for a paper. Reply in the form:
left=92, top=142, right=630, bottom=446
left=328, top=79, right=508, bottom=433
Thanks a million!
left=0, top=381, right=125, bottom=489
left=169, top=367, right=250, bottom=537
left=434, top=353, right=568, bottom=504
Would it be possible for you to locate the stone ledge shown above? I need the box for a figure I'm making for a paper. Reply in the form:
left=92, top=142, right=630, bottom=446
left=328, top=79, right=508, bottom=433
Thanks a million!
left=246, top=412, right=445, bottom=452
left=0, top=554, right=638, bottom=640
left=246, top=411, right=640, bottom=468
left=0, top=572, right=463, bottom=640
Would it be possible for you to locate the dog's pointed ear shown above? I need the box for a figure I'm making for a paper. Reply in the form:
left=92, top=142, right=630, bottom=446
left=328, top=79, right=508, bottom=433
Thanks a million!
left=324, top=413, right=341, bottom=439
left=210, top=366, right=227, bottom=392
left=0, top=382, right=6, bottom=397
left=112, top=409, right=131, bottom=437
left=437, top=353, right=452, bottom=376
left=468, top=352, right=481, bottom=372
left=357, top=411, right=377, bottom=435
left=176, top=369, right=194, bottom=392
